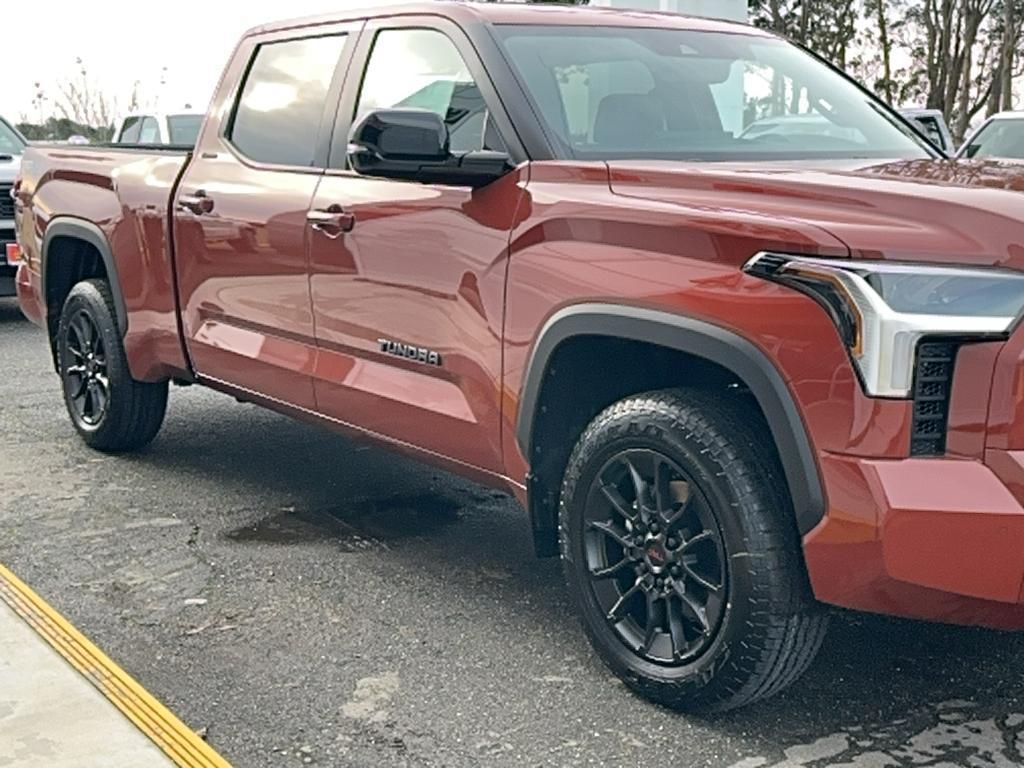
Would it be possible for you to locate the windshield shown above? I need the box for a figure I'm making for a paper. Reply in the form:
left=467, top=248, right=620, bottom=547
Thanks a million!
left=963, top=119, right=1024, bottom=160
left=0, top=118, right=27, bottom=156
left=167, top=114, right=203, bottom=145
left=497, top=25, right=932, bottom=162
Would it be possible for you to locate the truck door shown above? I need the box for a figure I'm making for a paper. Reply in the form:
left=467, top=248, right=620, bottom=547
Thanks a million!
left=173, top=24, right=360, bottom=409
left=307, top=19, right=527, bottom=473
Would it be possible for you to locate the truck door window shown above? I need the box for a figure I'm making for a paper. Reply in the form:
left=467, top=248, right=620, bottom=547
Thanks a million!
left=139, top=117, right=160, bottom=144
left=119, top=116, right=142, bottom=143
left=228, top=34, right=348, bottom=167
left=354, top=28, right=506, bottom=156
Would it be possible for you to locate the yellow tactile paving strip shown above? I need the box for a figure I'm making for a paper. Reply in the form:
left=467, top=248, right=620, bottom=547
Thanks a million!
left=0, top=563, right=232, bottom=768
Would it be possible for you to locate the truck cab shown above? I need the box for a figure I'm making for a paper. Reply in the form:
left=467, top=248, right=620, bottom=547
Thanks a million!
left=113, top=112, right=203, bottom=146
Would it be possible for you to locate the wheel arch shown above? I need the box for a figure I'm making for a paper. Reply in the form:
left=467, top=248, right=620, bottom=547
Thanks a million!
left=516, top=304, right=825, bottom=554
left=42, top=218, right=128, bottom=337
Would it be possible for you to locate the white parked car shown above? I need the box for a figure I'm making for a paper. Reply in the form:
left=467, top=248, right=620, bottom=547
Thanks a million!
left=0, top=116, right=27, bottom=296
left=957, top=112, right=1024, bottom=161
left=113, top=112, right=203, bottom=146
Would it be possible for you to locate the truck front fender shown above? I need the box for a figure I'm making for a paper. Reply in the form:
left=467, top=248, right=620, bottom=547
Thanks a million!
left=516, top=303, right=826, bottom=536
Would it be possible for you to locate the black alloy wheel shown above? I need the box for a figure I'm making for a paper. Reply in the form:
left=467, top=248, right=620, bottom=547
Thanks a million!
left=559, top=389, right=829, bottom=712
left=62, top=308, right=110, bottom=426
left=583, top=449, right=726, bottom=665
left=57, top=279, right=168, bottom=452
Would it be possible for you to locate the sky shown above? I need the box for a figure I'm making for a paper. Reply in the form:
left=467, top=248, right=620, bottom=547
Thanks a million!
left=3, top=0, right=406, bottom=123
left=4, top=0, right=747, bottom=124
left=3, top=1, right=1014, bottom=126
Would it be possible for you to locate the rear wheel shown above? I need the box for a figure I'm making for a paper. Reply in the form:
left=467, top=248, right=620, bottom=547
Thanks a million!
left=559, top=389, right=828, bottom=712
left=57, top=279, right=168, bottom=452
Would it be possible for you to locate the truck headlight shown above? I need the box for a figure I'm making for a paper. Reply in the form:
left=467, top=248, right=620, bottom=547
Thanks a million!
left=744, top=252, right=1024, bottom=398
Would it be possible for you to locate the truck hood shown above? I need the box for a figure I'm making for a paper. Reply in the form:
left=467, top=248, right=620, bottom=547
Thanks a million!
left=607, top=158, right=1024, bottom=269
left=0, top=153, right=21, bottom=183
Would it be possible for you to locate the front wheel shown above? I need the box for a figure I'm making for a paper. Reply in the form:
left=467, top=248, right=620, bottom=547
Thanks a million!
left=559, top=389, right=828, bottom=712
left=57, top=279, right=168, bottom=452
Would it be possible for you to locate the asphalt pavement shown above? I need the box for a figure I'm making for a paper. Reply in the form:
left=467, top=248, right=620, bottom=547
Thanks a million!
left=3, top=296, right=1024, bottom=768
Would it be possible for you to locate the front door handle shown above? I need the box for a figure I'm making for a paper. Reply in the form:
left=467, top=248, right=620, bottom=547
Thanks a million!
left=307, top=205, right=355, bottom=237
left=178, top=190, right=214, bottom=216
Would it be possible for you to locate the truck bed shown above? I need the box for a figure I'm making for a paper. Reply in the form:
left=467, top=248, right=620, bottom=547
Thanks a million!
left=15, top=143, right=193, bottom=380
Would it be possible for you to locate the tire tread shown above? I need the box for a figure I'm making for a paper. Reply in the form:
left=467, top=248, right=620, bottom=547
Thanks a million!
left=57, top=279, right=167, bottom=452
left=558, top=388, right=828, bottom=712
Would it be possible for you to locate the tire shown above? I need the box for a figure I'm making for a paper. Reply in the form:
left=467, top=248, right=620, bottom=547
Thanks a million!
left=56, top=279, right=168, bottom=452
left=559, top=388, right=828, bottom=713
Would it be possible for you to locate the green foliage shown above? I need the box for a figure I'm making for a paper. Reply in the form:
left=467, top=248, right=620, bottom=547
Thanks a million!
left=16, top=117, right=113, bottom=143
left=749, top=0, right=1020, bottom=140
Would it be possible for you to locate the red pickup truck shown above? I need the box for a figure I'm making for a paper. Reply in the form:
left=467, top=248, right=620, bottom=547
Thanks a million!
left=15, top=2, right=1024, bottom=712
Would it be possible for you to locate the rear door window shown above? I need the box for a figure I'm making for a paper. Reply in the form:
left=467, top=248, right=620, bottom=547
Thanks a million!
left=167, top=114, right=203, bottom=145
left=119, top=117, right=142, bottom=143
left=229, top=34, right=348, bottom=167
left=139, top=116, right=160, bottom=143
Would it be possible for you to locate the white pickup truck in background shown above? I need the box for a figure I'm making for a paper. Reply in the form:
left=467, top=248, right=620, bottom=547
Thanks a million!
left=112, top=111, right=203, bottom=146
left=0, top=116, right=27, bottom=296
left=899, top=108, right=956, bottom=153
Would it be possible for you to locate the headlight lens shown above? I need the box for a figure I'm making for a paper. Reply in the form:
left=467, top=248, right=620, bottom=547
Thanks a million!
left=744, top=253, right=1024, bottom=398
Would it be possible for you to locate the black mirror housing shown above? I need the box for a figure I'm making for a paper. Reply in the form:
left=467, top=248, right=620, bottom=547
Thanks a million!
left=351, top=108, right=449, bottom=162
left=348, top=108, right=511, bottom=188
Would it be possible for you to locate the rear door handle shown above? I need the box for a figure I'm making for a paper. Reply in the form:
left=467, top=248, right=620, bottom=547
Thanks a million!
left=307, top=205, right=355, bottom=237
left=178, top=190, right=214, bottom=215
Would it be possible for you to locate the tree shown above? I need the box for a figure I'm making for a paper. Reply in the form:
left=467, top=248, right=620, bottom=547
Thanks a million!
left=951, top=0, right=997, bottom=138
left=16, top=117, right=112, bottom=143
left=988, top=0, right=1024, bottom=114
left=864, top=0, right=897, bottom=103
left=750, top=0, right=862, bottom=72
left=857, top=0, right=1010, bottom=140
left=752, top=0, right=1019, bottom=141
left=54, top=58, right=116, bottom=140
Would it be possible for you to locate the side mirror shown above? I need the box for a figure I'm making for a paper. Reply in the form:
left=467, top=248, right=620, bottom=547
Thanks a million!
left=348, top=108, right=511, bottom=188
left=350, top=108, right=450, bottom=164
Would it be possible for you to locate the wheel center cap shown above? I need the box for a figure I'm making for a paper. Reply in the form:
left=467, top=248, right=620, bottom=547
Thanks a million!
left=644, top=540, right=669, bottom=572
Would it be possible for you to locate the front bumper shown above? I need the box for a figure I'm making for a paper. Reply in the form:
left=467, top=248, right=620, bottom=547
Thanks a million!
left=804, top=322, right=1024, bottom=630
left=805, top=452, right=1024, bottom=629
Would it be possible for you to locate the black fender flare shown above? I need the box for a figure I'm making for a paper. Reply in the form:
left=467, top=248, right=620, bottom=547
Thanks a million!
left=515, top=303, right=825, bottom=536
left=41, top=217, right=128, bottom=335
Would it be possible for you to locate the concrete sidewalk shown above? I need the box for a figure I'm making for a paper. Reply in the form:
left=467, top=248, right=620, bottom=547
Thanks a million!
left=0, top=598, right=174, bottom=767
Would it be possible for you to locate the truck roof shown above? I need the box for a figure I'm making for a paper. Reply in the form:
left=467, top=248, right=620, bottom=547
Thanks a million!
left=246, top=1, right=764, bottom=38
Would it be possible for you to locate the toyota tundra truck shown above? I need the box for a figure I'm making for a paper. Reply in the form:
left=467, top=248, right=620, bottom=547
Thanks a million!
left=15, top=2, right=1024, bottom=712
